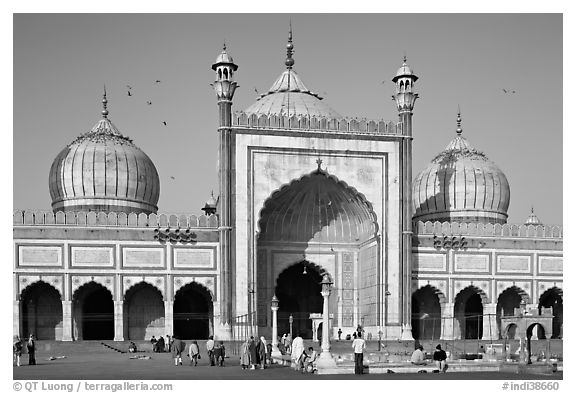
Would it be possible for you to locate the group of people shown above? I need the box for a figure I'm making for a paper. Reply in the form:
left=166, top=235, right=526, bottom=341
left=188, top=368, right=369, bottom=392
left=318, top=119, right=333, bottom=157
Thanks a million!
left=240, top=336, right=271, bottom=370
left=150, top=335, right=170, bottom=353
left=410, top=343, right=448, bottom=372
left=13, top=334, right=35, bottom=367
left=148, top=335, right=223, bottom=367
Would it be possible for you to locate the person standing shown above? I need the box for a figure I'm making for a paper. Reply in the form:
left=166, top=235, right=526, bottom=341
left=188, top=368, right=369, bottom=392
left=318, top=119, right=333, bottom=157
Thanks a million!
left=433, top=344, right=448, bottom=372
left=13, top=336, right=23, bottom=367
left=188, top=340, right=200, bottom=366
left=240, top=338, right=251, bottom=370
left=257, top=337, right=267, bottom=369
left=248, top=336, right=258, bottom=370
left=171, top=336, right=185, bottom=366
left=213, top=340, right=225, bottom=366
left=166, top=335, right=171, bottom=352
left=290, top=332, right=305, bottom=371
left=206, top=335, right=215, bottom=366
left=352, top=332, right=366, bottom=375
left=338, top=328, right=342, bottom=341
left=285, top=333, right=293, bottom=355
left=27, top=334, right=36, bottom=365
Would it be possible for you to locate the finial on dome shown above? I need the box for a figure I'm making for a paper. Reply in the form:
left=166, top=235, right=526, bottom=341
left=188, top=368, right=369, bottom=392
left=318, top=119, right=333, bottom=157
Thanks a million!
left=403, top=53, right=407, bottom=64
left=223, top=40, right=226, bottom=51
left=456, top=106, right=462, bottom=135
left=102, top=85, right=109, bottom=118
left=285, top=19, right=295, bottom=69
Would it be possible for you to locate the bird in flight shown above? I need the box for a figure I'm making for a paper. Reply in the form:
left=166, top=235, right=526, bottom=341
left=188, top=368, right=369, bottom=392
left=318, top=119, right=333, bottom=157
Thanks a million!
left=126, top=85, right=133, bottom=90
left=170, top=176, right=175, bottom=180
left=146, top=101, right=152, bottom=105
left=127, top=90, right=132, bottom=97
left=502, top=88, right=516, bottom=94
left=155, top=80, right=161, bottom=84
left=254, top=87, right=259, bottom=95
left=162, top=121, right=167, bottom=126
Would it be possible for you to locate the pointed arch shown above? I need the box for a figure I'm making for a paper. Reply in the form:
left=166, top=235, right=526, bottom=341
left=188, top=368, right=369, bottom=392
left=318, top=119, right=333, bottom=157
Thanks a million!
left=123, top=282, right=165, bottom=340
left=20, top=281, right=63, bottom=340
left=72, top=281, right=114, bottom=340
left=454, top=285, right=487, bottom=339
left=173, top=281, right=213, bottom=339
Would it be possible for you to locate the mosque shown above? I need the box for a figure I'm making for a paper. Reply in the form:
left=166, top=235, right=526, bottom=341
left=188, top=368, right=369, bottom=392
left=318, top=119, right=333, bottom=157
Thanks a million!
left=13, top=30, right=563, bottom=344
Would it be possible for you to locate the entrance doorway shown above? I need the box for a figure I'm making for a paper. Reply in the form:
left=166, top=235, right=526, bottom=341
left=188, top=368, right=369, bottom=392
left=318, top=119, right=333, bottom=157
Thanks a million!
left=173, top=282, right=212, bottom=339
left=538, top=287, right=562, bottom=338
left=124, top=282, right=164, bottom=340
left=454, top=286, right=484, bottom=339
left=73, top=282, right=114, bottom=340
left=411, top=285, right=441, bottom=340
left=20, top=281, right=63, bottom=340
left=276, top=261, right=323, bottom=339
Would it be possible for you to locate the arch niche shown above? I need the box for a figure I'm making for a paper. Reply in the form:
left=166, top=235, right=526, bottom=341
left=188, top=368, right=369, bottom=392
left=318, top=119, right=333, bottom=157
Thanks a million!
left=538, top=287, right=562, bottom=338
left=496, top=286, right=529, bottom=339
left=123, top=282, right=165, bottom=340
left=20, top=281, right=63, bottom=340
left=256, top=169, right=379, bottom=337
left=173, top=282, right=213, bottom=339
left=454, top=286, right=487, bottom=339
left=411, top=285, right=443, bottom=340
left=72, top=282, right=114, bottom=340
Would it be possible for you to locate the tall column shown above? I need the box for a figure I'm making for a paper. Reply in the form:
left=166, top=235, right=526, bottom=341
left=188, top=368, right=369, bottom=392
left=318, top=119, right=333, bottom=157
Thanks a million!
left=61, top=301, right=73, bottom=341
left=271, top=297, right=281, bottom=358
left=164, top=300, right=174, bottom=337
left=113, top=300, right=124, bottom=341
left=393, top=58, right=418, bottom=340
left=13, top=300, right=21, bottom=339
left=482, top=303, right=499, bottom=340
left=212, top=45, right=238, bottom=332
left=316, top=278, right=337, bottom=371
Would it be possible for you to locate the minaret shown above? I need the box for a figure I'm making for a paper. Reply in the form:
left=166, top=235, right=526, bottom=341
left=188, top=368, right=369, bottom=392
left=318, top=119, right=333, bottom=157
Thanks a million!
left=212, top=43, right=238, bottom=333
left=392, top=56, right=419, bottom=340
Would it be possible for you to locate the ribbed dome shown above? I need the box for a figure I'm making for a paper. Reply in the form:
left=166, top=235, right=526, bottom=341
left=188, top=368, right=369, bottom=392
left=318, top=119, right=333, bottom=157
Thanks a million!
left=258, top=170, right=376, bottom=243
left=412, top=114, right=510, bottom=224
left=244, top=69, right=342, bottom=118
left=525, top=208, right=543, bottom=226
left=49, top=96, right=160, bottom=214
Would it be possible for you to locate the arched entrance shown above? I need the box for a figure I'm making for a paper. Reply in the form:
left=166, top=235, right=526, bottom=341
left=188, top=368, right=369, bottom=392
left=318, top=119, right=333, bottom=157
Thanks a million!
left=276, top=262, right=323, bottom=339
left=124, top=282, right=164, bottom=340
left=411, top=285, right=441, bottom=340
left=20, top=281, right=63, bottom=340
left=257, top=168, right=378, bottom=336
left=503, top=323, right=518, bottom=339
left=173, top=282, right=213, bottom=339
left=454, top=286, right=485, bottom=339
left=73, top=282, right=114, bottom=340
left=538, top=287, right=562, bottom=338
left=496, top=286, right=528, bottom=339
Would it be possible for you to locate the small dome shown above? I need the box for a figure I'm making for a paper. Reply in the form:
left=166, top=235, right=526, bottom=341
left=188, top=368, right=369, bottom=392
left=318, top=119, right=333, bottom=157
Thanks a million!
left=412, top=113, right=510, bottom=224
left=212, top=44, right=237, bottom=71
left=392, top=58, right=418, bottom=83
left=244, top=69, right=342, bottom=118
left=49, top=96, right=160, bottom=214
left=525, top=208, right=543, bottom=226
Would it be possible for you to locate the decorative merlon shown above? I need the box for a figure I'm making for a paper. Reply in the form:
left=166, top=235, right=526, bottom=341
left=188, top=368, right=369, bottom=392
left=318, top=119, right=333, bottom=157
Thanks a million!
left=13, top=210, right=219, bottom=229
left=231, top=112, right=401, bottom=135
left=413, top=220, right=562, bottom=239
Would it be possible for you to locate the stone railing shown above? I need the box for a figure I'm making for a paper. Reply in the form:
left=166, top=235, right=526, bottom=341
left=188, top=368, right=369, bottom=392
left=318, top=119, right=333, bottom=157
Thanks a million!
left=413, top=220, right=562, bottom=239
left=231, top=111, right=401, bottom=135
left=13, top=210, right=219, bottom=229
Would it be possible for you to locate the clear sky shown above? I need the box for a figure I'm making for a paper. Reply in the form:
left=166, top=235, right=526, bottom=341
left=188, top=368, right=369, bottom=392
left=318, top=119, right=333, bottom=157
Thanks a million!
left=13, top=13, right=562, bottom=225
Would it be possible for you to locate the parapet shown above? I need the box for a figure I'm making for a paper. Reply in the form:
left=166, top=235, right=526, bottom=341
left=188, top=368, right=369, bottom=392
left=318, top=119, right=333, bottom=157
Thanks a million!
left=231, top=112, right=401, bottom=135
left=13, top=210, right=219, bottom=229
left=413, top=220, right=562, bottom=239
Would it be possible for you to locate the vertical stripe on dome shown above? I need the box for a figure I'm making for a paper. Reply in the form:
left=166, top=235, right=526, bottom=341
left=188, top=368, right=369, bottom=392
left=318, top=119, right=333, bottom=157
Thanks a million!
left=117, top=146, right=128, bottom=199
left=126, top=148, right=138, bottom=200
left=484, top=170, right=495, bottom=211
left=105, top=143, right=117, bottom=197
left=491, top=165, right=501, bottom=211
left=93, top=142, right=106, bottom=196
left=68, top=143, right=82, bottom=198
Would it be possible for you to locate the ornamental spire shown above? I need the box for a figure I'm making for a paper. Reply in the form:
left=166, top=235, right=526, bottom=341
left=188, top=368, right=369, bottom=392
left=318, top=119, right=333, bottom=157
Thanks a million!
left=285, top=20, right=295, bottom=69
left=456, top=106, right=462, bottom=135
left=102, top=85, right=109, bottom=118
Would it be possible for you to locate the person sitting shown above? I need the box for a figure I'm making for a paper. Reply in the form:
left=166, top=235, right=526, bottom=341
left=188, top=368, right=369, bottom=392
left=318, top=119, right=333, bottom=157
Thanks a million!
left=433, top=344, right=448, bottom=372
left=150, top=336, right=157, bottom=344
left=303, top=346, right=319, bottom=373
left=128, top=341, right=138, bottom=353
left=410, top=345, right=427, bottom=365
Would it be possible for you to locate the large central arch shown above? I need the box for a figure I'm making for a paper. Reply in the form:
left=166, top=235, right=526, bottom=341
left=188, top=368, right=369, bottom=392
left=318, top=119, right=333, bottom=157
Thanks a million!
left=20, top=281, right=63, bottom=340
left=256, top=168, right=379, bottom=336
left=173, top=282, right=213, bottom=339
left=72, top=282, right=114, bottom=340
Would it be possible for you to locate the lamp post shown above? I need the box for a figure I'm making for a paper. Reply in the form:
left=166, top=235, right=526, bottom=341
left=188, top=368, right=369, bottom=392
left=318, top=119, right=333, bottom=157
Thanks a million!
left=316, top=273, right=337, bottom=370
left=271, top=295, right=281, bottom=358
left=383, top=290, right=391, bottom=351
left=289, top=314, right=293, bottom=338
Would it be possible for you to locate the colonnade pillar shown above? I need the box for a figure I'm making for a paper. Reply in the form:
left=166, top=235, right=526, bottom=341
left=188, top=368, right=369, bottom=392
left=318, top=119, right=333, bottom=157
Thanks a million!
left=440, top=302, right=454, bottom=340
left=164, top=300, right=174, bottom=337
left=114, top=300, right=124, bottom=341
left=61, top=301, right=73, bottom=341
left=482, top=303, right=499, bottom=340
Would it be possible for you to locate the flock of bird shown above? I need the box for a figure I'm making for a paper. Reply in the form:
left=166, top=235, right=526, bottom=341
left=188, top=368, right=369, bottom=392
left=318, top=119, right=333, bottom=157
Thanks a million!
left=125, top=80, right=167, bottom=126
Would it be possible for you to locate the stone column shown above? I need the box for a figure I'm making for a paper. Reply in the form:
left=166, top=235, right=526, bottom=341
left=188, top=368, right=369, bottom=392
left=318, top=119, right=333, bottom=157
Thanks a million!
left=482, top=303, right=498, bottom=340
left=316, top=288, right=336, bottom=370
left=440, top=302, right=454, bottom=340
left=113, top=300, right=124, bottom=341
left=61, top=301, right=73, bottom=341
left=164, top=300, right=174, bottom=336
left=271, top=302, right=280, bottom=358
left=13, top=300, right=21, bottom=339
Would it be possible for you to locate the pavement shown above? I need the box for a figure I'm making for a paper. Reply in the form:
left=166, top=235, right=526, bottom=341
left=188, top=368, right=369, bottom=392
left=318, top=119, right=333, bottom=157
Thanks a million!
left=13, top=348, right=562, bottom=380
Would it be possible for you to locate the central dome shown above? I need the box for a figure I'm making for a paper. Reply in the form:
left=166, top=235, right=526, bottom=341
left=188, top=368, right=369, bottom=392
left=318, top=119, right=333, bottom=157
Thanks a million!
left=412, top=112, right=510, bottom=224
left=243, top=27, right=342, bottom=119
